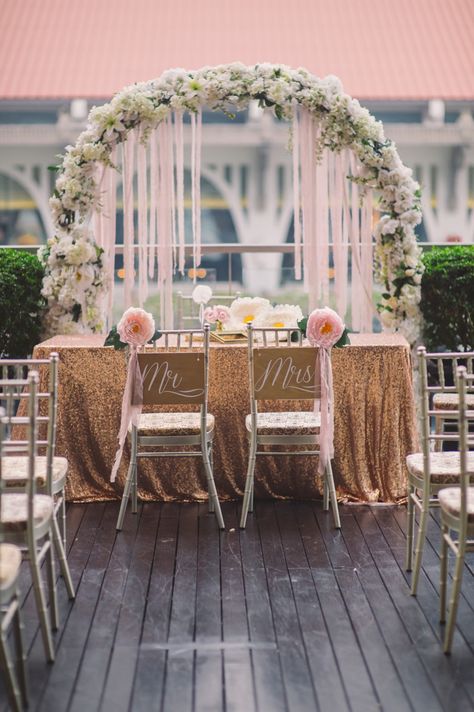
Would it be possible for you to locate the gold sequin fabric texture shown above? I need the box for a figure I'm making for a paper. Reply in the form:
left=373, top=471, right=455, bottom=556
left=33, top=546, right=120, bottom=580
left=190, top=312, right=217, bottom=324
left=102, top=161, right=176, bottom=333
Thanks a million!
left=31, top=333, right=418, bottom=504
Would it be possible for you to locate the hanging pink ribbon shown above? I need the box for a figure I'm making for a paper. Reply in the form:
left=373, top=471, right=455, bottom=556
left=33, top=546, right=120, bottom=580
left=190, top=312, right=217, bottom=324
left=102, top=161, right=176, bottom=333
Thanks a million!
left=306, top=307, right=344, bottom=475
left=110, top=347, right=143, bottom=483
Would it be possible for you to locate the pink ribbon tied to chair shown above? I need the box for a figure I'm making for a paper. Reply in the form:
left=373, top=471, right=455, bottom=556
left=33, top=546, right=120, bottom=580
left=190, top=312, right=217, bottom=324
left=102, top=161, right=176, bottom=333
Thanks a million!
left=306, top=307, right=345, bottom=475
left=110, top=308, right=156, bottom=483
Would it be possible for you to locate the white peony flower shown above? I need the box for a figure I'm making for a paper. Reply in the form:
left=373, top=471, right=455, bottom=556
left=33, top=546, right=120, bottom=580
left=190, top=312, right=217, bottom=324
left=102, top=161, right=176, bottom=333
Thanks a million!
left=228, top=297, right=271, bottom=329
left=256, top=303, right=303, bottom=328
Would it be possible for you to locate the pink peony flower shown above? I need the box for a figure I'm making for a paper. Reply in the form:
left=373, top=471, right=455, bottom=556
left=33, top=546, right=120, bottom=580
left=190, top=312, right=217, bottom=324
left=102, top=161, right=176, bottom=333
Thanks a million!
left=203, top=306, right=218, bottom=323
left=307, top=307, right=344, bottom=349
left=117, top=307, right=155, bottom=347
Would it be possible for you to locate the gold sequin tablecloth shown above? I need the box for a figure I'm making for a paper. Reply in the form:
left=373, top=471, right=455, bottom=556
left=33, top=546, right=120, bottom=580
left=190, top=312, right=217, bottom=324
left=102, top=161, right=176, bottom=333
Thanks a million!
left=32, top=333, right=418, bottom=503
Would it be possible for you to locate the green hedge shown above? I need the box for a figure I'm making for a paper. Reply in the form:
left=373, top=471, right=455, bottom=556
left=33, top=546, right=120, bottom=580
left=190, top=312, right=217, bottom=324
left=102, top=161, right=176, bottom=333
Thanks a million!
left=0, top=249, right=45, bottom=357
left=420, top=246, right=474, bottom=351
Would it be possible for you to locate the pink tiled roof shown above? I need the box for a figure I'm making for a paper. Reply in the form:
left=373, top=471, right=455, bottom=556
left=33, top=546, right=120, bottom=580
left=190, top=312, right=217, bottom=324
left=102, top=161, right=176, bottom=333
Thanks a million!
left=1, top=0, right=473, bottom=101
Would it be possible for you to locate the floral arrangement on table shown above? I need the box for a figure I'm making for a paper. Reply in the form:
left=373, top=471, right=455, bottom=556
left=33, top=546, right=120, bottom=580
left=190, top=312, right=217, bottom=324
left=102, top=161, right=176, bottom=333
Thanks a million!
left=42, top=62, right=423, bottom=342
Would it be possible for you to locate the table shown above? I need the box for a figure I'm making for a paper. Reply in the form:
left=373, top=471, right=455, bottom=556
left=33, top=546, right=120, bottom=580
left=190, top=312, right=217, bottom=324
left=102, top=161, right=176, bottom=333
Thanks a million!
left=32, top=333, right=418, bottom=504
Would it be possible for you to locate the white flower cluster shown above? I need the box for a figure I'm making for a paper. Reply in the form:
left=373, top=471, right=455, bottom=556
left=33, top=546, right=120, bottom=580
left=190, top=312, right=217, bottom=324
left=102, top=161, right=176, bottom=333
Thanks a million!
left=225, top=297, right=303, bottom=331
left=38, top=226, right=107, bottom=335
left=44, top=62, right=423, bottom=341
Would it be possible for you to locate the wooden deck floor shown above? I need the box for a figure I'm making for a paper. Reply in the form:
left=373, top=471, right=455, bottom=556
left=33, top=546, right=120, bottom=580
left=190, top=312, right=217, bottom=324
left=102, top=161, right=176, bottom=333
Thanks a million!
left=3, top=500, right=474, bottom=712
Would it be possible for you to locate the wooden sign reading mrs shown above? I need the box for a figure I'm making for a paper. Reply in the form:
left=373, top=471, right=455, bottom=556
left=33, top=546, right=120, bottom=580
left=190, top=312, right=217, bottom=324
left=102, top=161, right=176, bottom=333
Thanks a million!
left=253, top=347, right=321, bottom=400
left=138, top=353, right=205, bottom=405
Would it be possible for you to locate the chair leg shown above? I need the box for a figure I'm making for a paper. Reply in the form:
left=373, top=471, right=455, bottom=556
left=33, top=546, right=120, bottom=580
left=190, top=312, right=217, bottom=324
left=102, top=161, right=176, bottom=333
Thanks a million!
left=60, top=495, right=67, bottom=551
left=12, top=591, right=28, bottom=708
left=325, top=460, right=341, bottom=529
left=45, top=533, right=59, bottom=632
left=405, top=485, right=415, bottom=571
left=410, top=495, right=429, bottom=596
left=323, top=473, right=329, bottom=512
left=444, top=543, right=466, bottom=654
left=116, top=455, right=136, bottom=531
left=202, top=445, right=225, bottom=530
left=29, top=543, right=55, bottom=662
left=240, top=438, right=257, bottom=529
left=132, top=453, right=138, bottom=515
left=0, top=625, right=23, bottom=712
left=439, top=522, right=449, bottom=623
left=52, top=513, right=75, bottom=599
left=208, top=443, right=215, bottom=513
left=248, top=482, right=254, bottom=513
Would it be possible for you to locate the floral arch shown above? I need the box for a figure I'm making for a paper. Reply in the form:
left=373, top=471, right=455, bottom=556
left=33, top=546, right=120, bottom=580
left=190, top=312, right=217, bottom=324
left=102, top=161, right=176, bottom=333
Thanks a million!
left=39, top=63, right=424, bottom=342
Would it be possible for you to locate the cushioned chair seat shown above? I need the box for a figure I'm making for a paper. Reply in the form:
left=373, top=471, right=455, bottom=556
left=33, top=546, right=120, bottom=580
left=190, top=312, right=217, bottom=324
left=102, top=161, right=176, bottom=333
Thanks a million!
left=406, top=451, right=474, bottom=484
left=0, top=543, right=21, bottom=590
left=245, top=411, right=321, bottom=435
left=433, top=392, right=474, bottom=410
left=136, top=412, right=215, bottom=436
left=0, top=494, right=53, bottom=532
left=1, top=455, right=68, bottom=487
left=439, top=486, right=474, bottom=521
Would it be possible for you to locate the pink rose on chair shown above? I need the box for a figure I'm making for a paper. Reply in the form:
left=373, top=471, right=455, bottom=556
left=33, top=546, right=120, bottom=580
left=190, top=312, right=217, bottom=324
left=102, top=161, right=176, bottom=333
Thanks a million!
left=117, top=307, right=155, bottom=347
left=307, top=307, right=344, bottom=349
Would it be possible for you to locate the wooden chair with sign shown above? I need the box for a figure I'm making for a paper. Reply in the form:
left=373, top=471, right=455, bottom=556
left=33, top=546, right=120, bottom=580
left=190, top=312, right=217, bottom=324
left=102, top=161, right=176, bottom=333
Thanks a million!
left=115, top=324, right=225, bottom=531
left=239, top=324, right=341, bottom=530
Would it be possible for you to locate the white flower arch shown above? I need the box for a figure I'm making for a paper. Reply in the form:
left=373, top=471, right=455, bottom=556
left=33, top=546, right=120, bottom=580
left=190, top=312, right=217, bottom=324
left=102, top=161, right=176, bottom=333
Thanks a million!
left=39, top=62, right=423, bottom=341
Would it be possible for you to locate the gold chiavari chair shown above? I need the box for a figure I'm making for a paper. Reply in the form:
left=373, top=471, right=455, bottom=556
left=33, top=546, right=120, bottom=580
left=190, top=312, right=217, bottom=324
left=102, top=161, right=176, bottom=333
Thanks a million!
left=406, top=347, right=474, bottom=596
left=439, top=368, right=474, bottom=653
left=0, top=408, right=28, bottom=712
left=0, top=355, right=75, bottom=602
left=0, top=372, right=57, bottom=662
left=240, top=324, right=341, bottom=530
left=430, top=351, right=474, bottom=451
left=115, top=325, right=225, bottom=530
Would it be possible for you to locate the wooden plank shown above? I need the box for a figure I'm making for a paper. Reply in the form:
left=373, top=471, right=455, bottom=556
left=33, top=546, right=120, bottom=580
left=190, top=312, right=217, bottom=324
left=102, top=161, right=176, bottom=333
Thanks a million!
left=340, top=508, right=444, bottom=712
left=160, top=504, right=198, bottom=712
left=64, top=503, right=142, bottom=712
left=356, top=507, right=474, bottom=712
left=240, top=507, right=287, bottom=712
left=194, top=503, right=224, bottom=712
left=96, top=503, right=162, bottom=712
left=130, top=505, right=179, bottom=712
left=258, top=502, right=319, bottom=712
left=221, top=502, right=256, bottom=712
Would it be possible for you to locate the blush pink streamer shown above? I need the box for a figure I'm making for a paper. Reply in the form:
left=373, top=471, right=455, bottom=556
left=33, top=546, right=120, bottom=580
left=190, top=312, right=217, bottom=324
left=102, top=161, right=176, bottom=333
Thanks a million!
left=157, top=120, right=174, bottom=329
left=173, top=111, right=185, bottom=274
left=105, top=146, right=118, bottom=329
left=190, top=109, right=203, bottom=272
left=317, top=347, right=334, bottom=475
left=300, top=108, right=317, bottom=300
left=292, top=101, right=302, bottom=280
left=329, top=151, right=348, bottom=319
left=316, top=149, right=329, bottom=305
left=137, top=134, right=148, bottom=307
left=148, top=129, right=158, bottom=279
left=361, top=188, right=374, bottom=332
left=122, top=132, right=136, bottom=309
left=110, top=348, right=143, bottom=483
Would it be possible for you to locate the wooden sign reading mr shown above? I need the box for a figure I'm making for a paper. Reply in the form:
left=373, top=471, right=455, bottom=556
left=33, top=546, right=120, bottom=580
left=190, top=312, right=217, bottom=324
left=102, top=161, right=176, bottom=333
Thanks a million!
left=138, top=352, right=205, bottom=405
left=253, top=347, right=321, bottom=400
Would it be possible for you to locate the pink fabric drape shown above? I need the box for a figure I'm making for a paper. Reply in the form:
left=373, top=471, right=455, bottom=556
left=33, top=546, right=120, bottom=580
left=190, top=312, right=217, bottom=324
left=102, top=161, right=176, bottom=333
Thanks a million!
left=317, top=347, right=335, bottom=475
left=190, top=108, right=203, bottom=271
left=148, top=129, right=158, bottom=279
left=329, top=151, right=348, bottom=319
left=292, top=102, right=302, bottom=280
left=110, top=348, right=143, bottom=483
left=157, top=120, right=174, bottom=329
left=122, top=131, right=136, bottom=309
left=137, top=133, right=148, bottom=307
left=173, top=111, right=186, bottom=274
